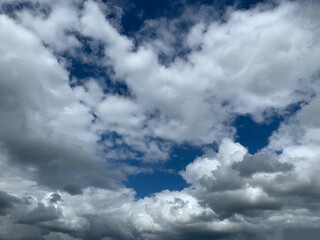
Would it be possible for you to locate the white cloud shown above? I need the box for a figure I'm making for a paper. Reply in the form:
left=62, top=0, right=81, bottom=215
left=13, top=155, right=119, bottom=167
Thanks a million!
left=1, top=0, right=320, bottom=239
left=76, top=0, right=320, bottom=147
left=16, top=1, right=81, bottom=51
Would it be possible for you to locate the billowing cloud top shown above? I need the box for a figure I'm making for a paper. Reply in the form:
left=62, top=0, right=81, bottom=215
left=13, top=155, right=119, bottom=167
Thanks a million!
left=0, top=0, right=320, bottom=239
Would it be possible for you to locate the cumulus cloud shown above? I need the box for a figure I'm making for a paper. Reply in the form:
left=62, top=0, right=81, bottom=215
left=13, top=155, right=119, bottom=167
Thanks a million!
left=232, top=153, right=294, bottom=177
left=75, top=0, right=320, bottom=150
left=0, top=11, right=124, bottom=193
left=0, top=0, right=320, bottom=239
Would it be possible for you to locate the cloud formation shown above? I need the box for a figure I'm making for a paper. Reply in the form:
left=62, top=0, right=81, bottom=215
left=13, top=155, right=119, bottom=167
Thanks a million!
left=0, top=0, right=320, bottom=239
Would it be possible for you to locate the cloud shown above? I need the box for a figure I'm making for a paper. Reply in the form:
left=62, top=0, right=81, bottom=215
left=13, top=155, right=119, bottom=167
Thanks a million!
left=232, top=153, right=294, bottom=177
left=49, top=193, right=62, bottom=203
left=283, top=228, right=320, bottom=240
left=0, top=191, right=22, bottom=216
left=17, top=202, right=60, bottom=224
left=76, top=0, right=320, bottom=150
left=0, top=0, right=320, bottom=239
left=63, top=184, right=83, bottom=196
left=0, top=11, right=125, bottom=194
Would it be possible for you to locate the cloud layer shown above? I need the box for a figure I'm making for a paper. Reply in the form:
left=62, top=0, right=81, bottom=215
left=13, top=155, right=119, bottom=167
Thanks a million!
left=1, top=0, right=320, bottom=239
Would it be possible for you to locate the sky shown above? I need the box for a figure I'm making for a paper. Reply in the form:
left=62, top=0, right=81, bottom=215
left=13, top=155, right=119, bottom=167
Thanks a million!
left=0, top=0, right=320, bottom=239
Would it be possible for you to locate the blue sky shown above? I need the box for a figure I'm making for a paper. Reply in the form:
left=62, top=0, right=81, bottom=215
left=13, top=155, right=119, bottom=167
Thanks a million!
left=67, top=0, right=286, bottom=198
left=0, top=0, right=320, bottom=240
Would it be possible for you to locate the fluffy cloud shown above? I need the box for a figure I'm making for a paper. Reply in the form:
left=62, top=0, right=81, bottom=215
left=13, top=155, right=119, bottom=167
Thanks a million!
left=1, top=0, right=320, bottom=239
left=0, top=13, right=123, bottom=194
left=76, top=0, right=320, bottom=149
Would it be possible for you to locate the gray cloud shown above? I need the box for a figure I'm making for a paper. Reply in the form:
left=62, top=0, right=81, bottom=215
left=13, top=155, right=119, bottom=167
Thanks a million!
left=0, top=0, right=320, bottom=240
left=283, top=228, right=320, bottom=240
left=2, top=135, right=124, bottom=191
left=17, top=202, right=60, bottom=224
left=232, top=153, right=294, bottom=177
left=202, top=191, right=282, bottom=219
left=49, top=193, right=61, bottom=203
left=63, top=184, right=83, bottom=196
left=0, top=11, right=124, bottom=193
left=200, top=166, right=245, bottom=192
left=0, top=191, right=22, bottom=216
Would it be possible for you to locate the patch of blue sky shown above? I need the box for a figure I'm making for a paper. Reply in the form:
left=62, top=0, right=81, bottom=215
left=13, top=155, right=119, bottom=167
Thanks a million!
left=126, top=139, right=218, bottom=198
left=234, top=103, right=304, bottom=154
left=98, top=129, right=205, bottom=198
left=126, top=144, right=204, bottom=198
left=99, top=131, right=145, bottom=161
left=126, top=169, right=188, bottom=199
left=68, top=59, right=131, bottom=96
left=120, top=0, right=273, bottom=36
left=62, top=35, right=131, bottom=96
left=35, top=0, right=299, bottom=198
left=0, top=1, right=54, bottom=23
left=120, top=0, right=185, bottom=35
left=234, top=114, right=283, bottom=154
left=126, top=101, right=303, bottom=198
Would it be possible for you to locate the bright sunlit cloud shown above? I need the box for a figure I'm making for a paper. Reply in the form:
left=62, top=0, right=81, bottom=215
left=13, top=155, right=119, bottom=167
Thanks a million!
left=0, top=0, right=320, bottom=239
